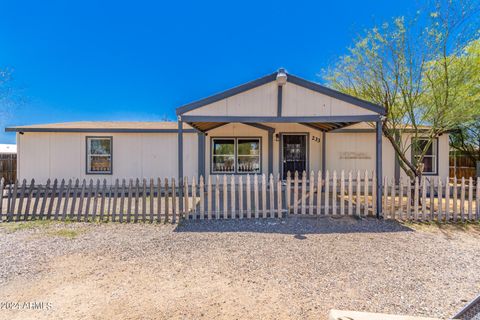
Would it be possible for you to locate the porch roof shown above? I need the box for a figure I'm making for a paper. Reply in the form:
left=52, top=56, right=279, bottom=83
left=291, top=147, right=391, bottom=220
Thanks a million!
left=180, top=115, right=380, bottom=132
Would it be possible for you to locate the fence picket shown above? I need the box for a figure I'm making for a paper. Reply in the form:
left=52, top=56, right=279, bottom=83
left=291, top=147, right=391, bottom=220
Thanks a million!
left=6, top=183, right=12, bottom=221
left=24, top=179, right=35, bottom=221
left=126, top=179, right=133, bottom=223
left=83, top=179, right=93, bottom=222
left=52, top=179, right=65, bottom=221
left=286, top=172, right=291, bottom=215
left=348, top=172, right=353, bottom=216
left=453, top=178, right=458, bottom=222
left=324, top=170, right=330, bottom=215
left=9, top=180, right=18, bottom=221
left=262, top=174, right=267, bottom=218
left=468, top=177, right=473, bottom=221
left=222, top=175, right=227, bottom=219
left=405, top=177, right=411, bottom=220
left=414, top=177, right=419, bottom=220
left=46, top=179, right=57, bottom=220
left=383, top=177, right=388, bottom=218
left=445, top=178, right=450, bottom=221
left=133, top=179, right=140, bottom=223
left=332, top=171, right=337, bottom=215
left=363, top=170, right=368, bottom=216
left=430, top=178, right=435, bottom=221
left=172, top=178, right=177, bottom=223
left=99, top=179, right=107, bottom=222
left=246, top=175, right=251, bottom=219
left=309, top=171, right=314, bottom=215
left=207, top=176, right=212, bottom=219
left=111, top=179, right=119, bottom=222
left=253, top=174, right=259, bottom=218
left=142, top=178, right=147, bottom=222
left=238, top=176, right=243, bottom=219
left=225, top=176, right=230, bottom=219
left=317, top=171, right=322, bottom=215
left=191, top=176, right=197, bottom=220
left=399, top=177, right=403, bottom=220
left=340, top=170, right=345, bottom=215
left=69, top=179, right=79, bottom=220
left=293, top=171, right=299, bottom=215
left=230, top=175, right=235, bottom=219
left=119, top=179, right=126, bottom=223
left=91, top=179, right=100, bottom=222
left=357, top=171, right=362, bottom=217
left=213, top=177, right=219, bottom=219
left=269, top=173, right=275, bottom=217
left=62, top=179, right=72, bottom=221
left=39, top=179, right=51, bottom=220
left=164, top=178, right=169, bottom=223
left=300, top=171, right=307, bottom=215
left=277, top=174, right=282, bottom=218
left=157, top=178, right=162, bottom=222
left=437, top=178, right=443, bottom=222
left=16, top=179, right=27, bottom=221
left=185, top=177, right=190, bottom=220
left=199, top=176, right=205, bottom=219
left=77, top=179, right=86, bottom=222
left=421, top=177, right=427, bottom=221
left=390, top=177, right=395, bottom=220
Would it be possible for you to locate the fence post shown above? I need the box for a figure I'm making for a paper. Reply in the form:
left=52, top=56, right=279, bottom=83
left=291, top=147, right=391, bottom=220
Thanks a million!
left=276, top=174, right=282, bottom=218
left=286, top=172, right=291, bottom=215
left=230, top=175, right=235, bottom=219
left=199, top=176, right=205, bottom=220
left=293, top=171, right=298, bottom=215
left=348, top=172, right=353, bottom=216
left=301, top=171, right=307, bottom=215
left=340, top=170, right=345, bottom=215
left=246, top=175, right=251, bottom=219
left=317, top=170, right=322, bottom=215
left=468, top=177, right=473, bottom=221
left=332, top=171, right=337, bottom=216
left=254, top=174, right=259, bottom=219
left=269, top=173, right=275, bottom=218
left=309, top=171, right=314, bottom=215
left=222, top=175, right=227, bottom=219
left=238, top=176, right=243, bottom=219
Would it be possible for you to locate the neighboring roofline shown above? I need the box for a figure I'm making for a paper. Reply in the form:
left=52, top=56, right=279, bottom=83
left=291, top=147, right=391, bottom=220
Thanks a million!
left=5, top=127, right=197, bottom=133
left=176, top=72, right=278, bottom=115
left=175, top=69, right=386, bottom=116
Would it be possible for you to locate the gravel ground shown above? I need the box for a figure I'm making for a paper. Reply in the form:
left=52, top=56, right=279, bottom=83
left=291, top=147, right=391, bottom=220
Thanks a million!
left=1, top=217, right=479, bottom=320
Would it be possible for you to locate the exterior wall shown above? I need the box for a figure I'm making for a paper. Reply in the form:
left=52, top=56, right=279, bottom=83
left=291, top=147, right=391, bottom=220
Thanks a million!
left=17, top=132, right=197, bottom=184
left=281, top=82, right=377, bottom=116
left=16, top=126, right=450, bottom=184
left=184, top=80, right=377, bottom=118
left=185, top=82, right=278, bottom=116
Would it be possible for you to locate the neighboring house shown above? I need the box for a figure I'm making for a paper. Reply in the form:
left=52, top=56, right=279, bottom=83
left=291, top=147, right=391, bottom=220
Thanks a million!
left=0, top=144, right=17, bottom=183
left=5, top=69, right=449, bottom=186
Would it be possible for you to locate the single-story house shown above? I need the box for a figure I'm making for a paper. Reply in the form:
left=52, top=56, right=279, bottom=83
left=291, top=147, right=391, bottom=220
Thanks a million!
left=6, top=69, right=449, bottom=187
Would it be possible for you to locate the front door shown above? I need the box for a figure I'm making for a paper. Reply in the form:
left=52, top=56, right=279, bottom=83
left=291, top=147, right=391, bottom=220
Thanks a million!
left=282, top=134, right=307, bottom=179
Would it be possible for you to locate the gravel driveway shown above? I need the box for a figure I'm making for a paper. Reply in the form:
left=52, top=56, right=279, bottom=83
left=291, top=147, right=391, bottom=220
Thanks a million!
left=1, top=217, right=479, bottom=320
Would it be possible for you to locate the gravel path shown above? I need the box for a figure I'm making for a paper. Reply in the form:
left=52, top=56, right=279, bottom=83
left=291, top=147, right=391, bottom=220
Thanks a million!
left=1, top=217, right=479, bottom=320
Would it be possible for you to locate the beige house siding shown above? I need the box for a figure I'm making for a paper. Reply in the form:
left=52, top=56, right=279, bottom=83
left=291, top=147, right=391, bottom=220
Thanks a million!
left=17, top=132, right=197, bottom=184
left=281, top=82, right=377, bottom=117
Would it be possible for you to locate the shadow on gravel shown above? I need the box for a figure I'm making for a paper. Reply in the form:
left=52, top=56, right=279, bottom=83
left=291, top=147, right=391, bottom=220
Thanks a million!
left=174, top=216, right=414, bottom=235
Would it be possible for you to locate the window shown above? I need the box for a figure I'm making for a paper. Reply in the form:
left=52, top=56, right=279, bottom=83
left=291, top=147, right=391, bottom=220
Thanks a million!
left=86, top=137, right=112, bottom=174
left=211, top=138, right=261, bottom=174
left=411, top=138, right=437, bottom=175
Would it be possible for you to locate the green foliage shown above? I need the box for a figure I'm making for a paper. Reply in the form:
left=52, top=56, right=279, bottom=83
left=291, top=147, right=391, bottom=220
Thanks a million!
left=323, top=0, right=480, bottom=179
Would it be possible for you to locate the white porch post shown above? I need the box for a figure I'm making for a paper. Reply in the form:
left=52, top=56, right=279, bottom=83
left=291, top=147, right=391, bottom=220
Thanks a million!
left=178, top=117, right=184, bottom=213
left=376, top=119, right=383, bottom=218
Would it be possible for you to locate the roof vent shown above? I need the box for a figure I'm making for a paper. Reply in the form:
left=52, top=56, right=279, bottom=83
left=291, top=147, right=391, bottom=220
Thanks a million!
left=276, top=68, right=287, bottom=86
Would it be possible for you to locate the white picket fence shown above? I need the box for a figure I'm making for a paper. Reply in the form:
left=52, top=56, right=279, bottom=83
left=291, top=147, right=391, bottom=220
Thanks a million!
left=1, top=171, right=479, bottom=223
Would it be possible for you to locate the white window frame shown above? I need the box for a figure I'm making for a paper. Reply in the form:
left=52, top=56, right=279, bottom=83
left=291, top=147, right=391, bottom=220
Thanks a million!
left=412, top=137, right=438, bottom=175
left=236, top=138, right=261, bottom=174
left=211, top=137, right=262, bottom=174
left=86, top=136, right=113, bottom=174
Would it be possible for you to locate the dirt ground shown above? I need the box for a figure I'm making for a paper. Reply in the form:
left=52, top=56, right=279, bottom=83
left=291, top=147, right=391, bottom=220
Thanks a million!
left=1, top=217, right=479, bottom=320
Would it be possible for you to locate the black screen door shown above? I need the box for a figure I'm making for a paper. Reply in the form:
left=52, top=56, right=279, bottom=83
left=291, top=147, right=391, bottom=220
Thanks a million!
left=282, top=134, right=307, bottom=179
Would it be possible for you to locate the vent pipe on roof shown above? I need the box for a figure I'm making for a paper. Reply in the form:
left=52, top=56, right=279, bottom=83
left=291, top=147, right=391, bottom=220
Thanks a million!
left=276, top=68, right=287, bottom=86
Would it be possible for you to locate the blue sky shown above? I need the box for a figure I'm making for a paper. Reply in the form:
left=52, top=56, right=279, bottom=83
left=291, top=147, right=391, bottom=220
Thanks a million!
left=0, top=0, right=420, bottom=143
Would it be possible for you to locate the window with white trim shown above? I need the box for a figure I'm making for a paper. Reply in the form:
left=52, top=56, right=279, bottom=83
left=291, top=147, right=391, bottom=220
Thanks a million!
left=411, top=138, right=437, bottom=175
left=86, top=137, right=112, bottom=174
left=211, top=138, right=261, bottom=174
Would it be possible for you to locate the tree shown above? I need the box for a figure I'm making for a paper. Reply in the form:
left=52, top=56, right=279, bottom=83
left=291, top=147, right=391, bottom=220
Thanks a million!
left=323, top=0, right=480, bottom=180
left=450, top=119, right=480, bottom=163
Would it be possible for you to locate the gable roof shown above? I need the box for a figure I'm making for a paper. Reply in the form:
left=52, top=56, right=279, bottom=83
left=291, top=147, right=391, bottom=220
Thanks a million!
left=176, top=69, right=386, bottom=116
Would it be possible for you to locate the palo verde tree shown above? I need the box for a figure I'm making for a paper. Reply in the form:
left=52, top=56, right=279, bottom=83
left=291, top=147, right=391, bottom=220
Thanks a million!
left=324, top=0, right=480, bottom=180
